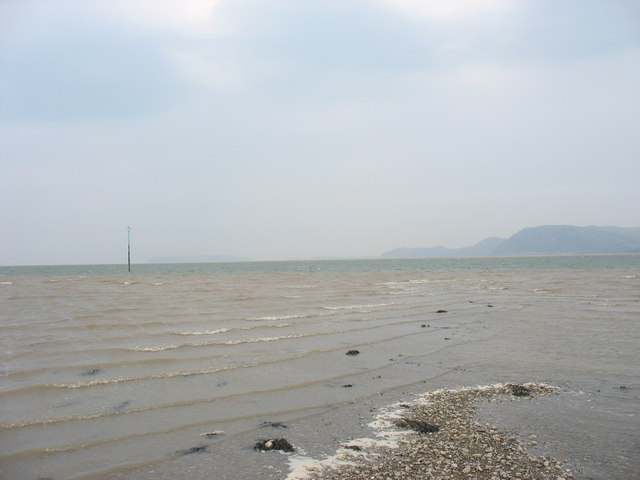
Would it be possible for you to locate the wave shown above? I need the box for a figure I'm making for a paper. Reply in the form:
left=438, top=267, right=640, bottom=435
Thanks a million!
left=1, top=355, right=359, bottom=428
left=9, top=319, right=182, bottom=333
left=0, top=374, right=368, bottom=458
left=1, top=351, right=227, bottom=375
left=247, top=312, right=332, bottom=321
left=1, top=349, right=398, bottom=429
left=321, top=302, right=399, bottom=311
left=131, top=333, right=307, bottom=352
left=0, top=323, right=456, bottom=432
left=170, top=328, right=232, bottom=336
left=1, top=365, right=245, bottom=396
left=170, top=323, right=293, bottom=336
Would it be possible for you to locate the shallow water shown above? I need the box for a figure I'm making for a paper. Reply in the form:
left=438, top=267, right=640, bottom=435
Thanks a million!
left=1, top=257, right=638, bottom=479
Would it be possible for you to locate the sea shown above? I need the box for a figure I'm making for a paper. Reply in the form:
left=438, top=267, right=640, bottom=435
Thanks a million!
left=1, top=256, right=638, bottom=480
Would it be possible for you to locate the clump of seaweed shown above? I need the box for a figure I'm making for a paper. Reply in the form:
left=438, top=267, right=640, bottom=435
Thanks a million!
left=254, top=438, right=295, bottom=452
left=508, top=384, right=532, bottom=397
left=395, top=418, right=440, bottom=434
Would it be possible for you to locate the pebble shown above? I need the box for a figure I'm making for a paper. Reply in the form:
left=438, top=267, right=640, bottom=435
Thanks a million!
left=306, top=383, right=570, bottom=480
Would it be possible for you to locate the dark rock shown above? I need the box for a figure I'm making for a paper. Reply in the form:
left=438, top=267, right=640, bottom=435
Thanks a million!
left=113, top=400, right=132, bottom=412
left=346, top=350, right=360, bottom=356
left=436, top=310, right=448, bottom=313
left=508, top=384, right=532, bottom=397
left=343, top=444, right=362, bottom=451
left=396, top=419, right=440, bottom=434
left=342, top=384, right=353, bottom=388
left=254, top=438, right=295, bottom=452
left=176, top=445, right=208, bottom=456
left=261, top=421, right=287, bottom=428
left=421, top=324, right=426, bottom=328
left=487, top=304, right=494, bottom=307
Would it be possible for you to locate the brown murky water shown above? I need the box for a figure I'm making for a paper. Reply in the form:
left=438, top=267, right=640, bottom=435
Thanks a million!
left=1, top=257, right=638, bottom=479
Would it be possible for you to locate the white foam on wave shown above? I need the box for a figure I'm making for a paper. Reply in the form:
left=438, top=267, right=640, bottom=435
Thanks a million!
left=171, top=323, right=292, bottom=336
left=286, top=439, right=386, bottom=480
left=131, top=344, right=183, bottom=352
left=262, top=323, right=292, bottom=329
left=366, top=401, right=419, bottom=449
left=286, top=395, right=420, bottom=480
left=171, top=328, right=232, bottom=336
left=0, top=281, right=14, bottom=285
left=220, top=334, right=305, bottom=345
left=247, top=313, right=330, bottom=321
left=374, top=279, right=436, bottom=287
left=321, top=302, right=398, bottom=311
left=46, top=366, right=241, bottom=390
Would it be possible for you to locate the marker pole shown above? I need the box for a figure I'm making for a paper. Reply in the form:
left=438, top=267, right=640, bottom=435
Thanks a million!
left=128, top=226, right=131, bottom=273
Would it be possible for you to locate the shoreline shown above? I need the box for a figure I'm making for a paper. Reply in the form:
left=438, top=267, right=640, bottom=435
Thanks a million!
left=286, top=383, right=575, bottom=480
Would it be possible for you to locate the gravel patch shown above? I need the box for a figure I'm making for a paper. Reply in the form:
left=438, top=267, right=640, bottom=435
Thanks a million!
left=299, top=383, right=574, bottom=480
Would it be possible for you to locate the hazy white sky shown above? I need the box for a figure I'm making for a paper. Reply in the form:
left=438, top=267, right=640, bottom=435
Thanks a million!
left=1, top=0, right=639, bottom=265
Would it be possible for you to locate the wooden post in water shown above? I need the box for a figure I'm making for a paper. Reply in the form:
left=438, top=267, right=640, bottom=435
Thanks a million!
left=127, top=226, right=131, bottom=273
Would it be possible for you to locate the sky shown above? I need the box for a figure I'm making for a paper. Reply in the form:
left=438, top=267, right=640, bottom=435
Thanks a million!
left=1, top=0, right=639, bottom=265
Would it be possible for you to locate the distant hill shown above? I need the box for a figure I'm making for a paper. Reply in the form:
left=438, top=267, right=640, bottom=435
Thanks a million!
left=381, top=225, right=640, bottom=258
left=492, top=225, right=640, bottom=255
left=147, top=254, right=250, bottom=264
left=382, top=237, right=506, bottom=258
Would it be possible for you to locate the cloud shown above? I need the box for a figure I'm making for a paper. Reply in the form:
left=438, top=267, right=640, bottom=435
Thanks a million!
left=375, top=0, right=640, bottom=66
left=1, top=0, right=639, bottom=264
left=93, top=0, right=225, bottom=36
left=0, top=2, right=184, bottom=122
left=375, top=0, right=516, bottom=23
left=167, top=49, right=245, bottom=90
left=160, top=0, right=440, bottom=96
